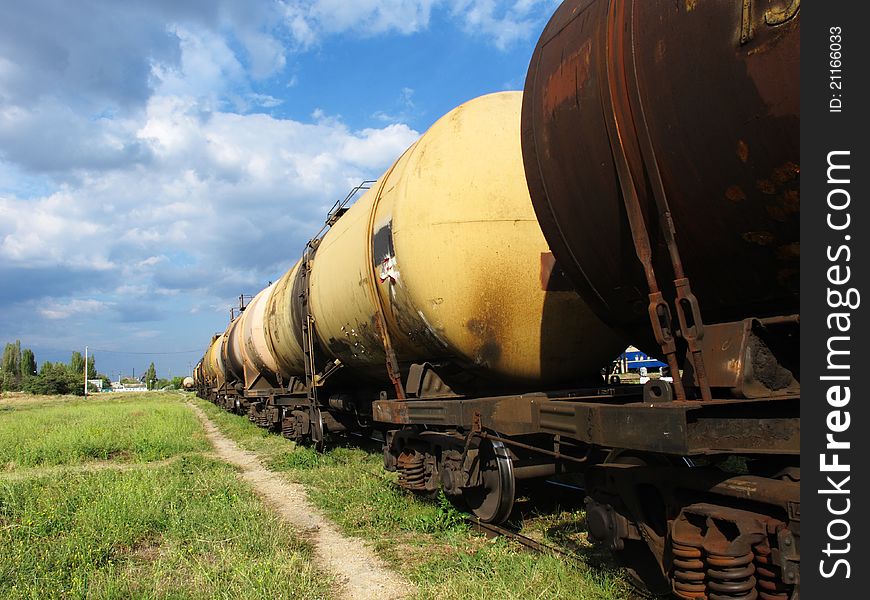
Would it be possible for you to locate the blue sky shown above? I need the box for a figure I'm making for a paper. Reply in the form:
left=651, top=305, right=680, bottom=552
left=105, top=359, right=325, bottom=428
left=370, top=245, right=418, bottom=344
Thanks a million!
left=0, top=0, right=560, bottom=380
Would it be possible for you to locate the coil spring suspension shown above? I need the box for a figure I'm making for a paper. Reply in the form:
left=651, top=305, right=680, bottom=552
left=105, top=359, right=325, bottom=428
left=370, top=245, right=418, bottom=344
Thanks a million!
left=672, top=540, right=707, bottom=599
left=754, top=545, right=789, bottom=600
left=256, top=410, right=269, bottom=427
left=706, top=552, right=757, bottom=600
left=280, top=410, right=305, bottom=441
left=397, top=450, right=427, bottom=491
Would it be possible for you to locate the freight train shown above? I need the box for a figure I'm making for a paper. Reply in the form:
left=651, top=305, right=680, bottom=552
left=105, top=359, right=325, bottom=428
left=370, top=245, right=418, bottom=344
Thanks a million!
left=195, top=1, right=800, bottom=597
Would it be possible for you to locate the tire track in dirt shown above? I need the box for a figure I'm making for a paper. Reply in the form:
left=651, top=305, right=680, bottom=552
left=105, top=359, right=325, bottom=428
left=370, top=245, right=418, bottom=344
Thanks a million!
left=187, top=402, right=414, bottom=600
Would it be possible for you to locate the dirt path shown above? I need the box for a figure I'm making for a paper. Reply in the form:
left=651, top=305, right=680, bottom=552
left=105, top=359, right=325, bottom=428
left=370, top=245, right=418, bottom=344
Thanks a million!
left=187, top=403, right=414, bottom=600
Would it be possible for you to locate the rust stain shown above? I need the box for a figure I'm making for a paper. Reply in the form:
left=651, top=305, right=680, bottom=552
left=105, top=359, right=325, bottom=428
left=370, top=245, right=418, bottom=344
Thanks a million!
left=542, top=40, right=592, bottom=116
left=766, top=191, right=800, bottom=222
left=742, top=231, right=775, bottom=246
left=685, top=0, right=698, bottom=11
left=654, top=39, right=666, bottom=64
left=756, top=179, right=776, bottom=195
left=765, top=188, right=800, bottom=222
left=776, top=243, right=800, bottom=260
left=725, top=185, right=747, bottom=203
left=772, top=161, right=800, bottom=184
left=781, top=189, right=800, bottom=209
left=736, top=139, right=749, bottom=163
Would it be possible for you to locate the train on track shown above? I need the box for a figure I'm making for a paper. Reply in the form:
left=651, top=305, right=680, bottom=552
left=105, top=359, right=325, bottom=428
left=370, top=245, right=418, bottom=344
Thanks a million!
left=195, top=1, right=800, bottom=597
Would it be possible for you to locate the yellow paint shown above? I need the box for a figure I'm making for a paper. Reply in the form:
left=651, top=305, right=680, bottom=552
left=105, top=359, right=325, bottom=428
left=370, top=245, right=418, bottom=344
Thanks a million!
left=263, top=260, right=306, bottom=377
left=202, top=334, right=224, bottom=387
left=239, top=283, right=282, bottom=386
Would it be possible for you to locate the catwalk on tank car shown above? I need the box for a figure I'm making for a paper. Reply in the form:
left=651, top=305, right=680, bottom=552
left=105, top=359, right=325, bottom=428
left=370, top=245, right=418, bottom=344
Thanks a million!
left=196, top=1, right=800, bottom=597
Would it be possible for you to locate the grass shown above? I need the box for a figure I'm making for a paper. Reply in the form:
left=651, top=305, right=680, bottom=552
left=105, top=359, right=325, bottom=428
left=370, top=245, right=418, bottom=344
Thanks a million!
left=0, top=393, right=208, bottom=469
left=0, top=392, right=333, bottom=600
left=194, top=398, right=633, bottom=600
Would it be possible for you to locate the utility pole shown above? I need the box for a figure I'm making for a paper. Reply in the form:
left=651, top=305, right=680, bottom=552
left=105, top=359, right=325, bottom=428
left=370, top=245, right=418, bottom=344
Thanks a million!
left=84, top=345, right=88, bottom=398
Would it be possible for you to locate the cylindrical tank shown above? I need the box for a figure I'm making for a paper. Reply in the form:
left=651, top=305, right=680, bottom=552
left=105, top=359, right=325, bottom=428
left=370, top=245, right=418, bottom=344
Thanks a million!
left=521, top=0, right=799, bottom=349
left=264, top=260, right=306, bottom=378
left=264, top=92, right=624, bottom=389
left=222, top=316, right=245, bottom=385
left=202, top=334, right=225, bottom=387
left=182, top=376, right=195, bottom=390
left=240, top=283, right=283, bottom=387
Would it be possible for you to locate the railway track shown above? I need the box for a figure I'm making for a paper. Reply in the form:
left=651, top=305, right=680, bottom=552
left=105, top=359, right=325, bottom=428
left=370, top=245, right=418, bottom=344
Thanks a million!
left=464, top=516, right=574, bottom=558
left=466, top=515, right=660, bottom=599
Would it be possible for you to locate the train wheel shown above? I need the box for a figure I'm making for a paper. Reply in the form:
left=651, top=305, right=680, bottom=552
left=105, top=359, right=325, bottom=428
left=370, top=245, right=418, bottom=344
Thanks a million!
left=463, top=439, right=515, bottom=523
left=310, top=406, right=325, bottom=453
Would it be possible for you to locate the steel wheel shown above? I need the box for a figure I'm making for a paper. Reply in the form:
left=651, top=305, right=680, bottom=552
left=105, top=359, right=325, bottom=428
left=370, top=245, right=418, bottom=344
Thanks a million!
left=310, top=406, right=325, bottom=453
left=463, top=439, right=515, bottom=523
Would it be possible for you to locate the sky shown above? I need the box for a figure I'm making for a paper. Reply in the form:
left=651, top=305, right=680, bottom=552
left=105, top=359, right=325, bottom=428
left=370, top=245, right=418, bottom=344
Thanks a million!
left=0, top=0, right=561, bottom=381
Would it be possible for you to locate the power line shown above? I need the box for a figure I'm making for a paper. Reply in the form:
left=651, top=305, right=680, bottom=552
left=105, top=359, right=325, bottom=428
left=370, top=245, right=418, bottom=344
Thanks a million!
left=29, top=347, right=203, bottom=356
left=88, top=349, right=204, bottom=355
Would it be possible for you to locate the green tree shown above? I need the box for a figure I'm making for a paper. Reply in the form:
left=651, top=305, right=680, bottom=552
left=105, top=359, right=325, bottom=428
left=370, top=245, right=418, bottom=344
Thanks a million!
left=145, top=362, right=157, bottom=390
left=21, top=348, right=37, bottom=378
left=1, top=341, right=22, bottom=391
left=87, top=354, right=96, bottom=379
left=24, top=362, right=80, bottom=395
left=171, top=376, right=185, bottom=390
left=69, top=351, right=85, bottom=377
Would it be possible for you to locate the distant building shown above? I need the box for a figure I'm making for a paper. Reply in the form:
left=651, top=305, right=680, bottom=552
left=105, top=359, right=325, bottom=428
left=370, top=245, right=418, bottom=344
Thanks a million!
left=109, top=380, right=147, bottom=392
left=87, top=379, right=104, bottom=392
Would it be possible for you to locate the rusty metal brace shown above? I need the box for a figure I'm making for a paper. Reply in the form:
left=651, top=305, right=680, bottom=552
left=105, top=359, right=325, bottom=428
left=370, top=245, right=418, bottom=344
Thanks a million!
left=623, top=0, right=712, bottom=401
left=601, top=0, right=687, bottom=400
left=298, top=243, right=325, bottom=446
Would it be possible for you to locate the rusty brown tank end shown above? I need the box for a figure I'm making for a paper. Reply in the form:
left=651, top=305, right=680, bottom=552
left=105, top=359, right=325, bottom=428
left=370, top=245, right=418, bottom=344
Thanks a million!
left=521, top=0, right=800, bottom=378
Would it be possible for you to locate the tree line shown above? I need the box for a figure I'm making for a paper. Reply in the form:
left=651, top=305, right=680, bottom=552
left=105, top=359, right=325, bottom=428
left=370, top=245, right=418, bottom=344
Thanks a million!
left=0, top=341, right=185, bottom=395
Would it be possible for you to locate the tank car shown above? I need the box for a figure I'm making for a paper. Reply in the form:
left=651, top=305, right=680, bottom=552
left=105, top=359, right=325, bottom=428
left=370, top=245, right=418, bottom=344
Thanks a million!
left=196, top=1, right=801, bottom=597
left=520, top=0, right=800, bottom=596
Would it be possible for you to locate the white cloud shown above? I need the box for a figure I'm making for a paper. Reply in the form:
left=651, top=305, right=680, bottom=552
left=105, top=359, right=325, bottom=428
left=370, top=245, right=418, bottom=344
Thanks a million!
left=448, top=0, right=559, bottom=50
left=40, top=299, right=110, bottom=321
left=277, top=0, right=554, bottom=50
left=1, top=89, right=419, bottom=304
left=151, top=25, right=247, bottom=106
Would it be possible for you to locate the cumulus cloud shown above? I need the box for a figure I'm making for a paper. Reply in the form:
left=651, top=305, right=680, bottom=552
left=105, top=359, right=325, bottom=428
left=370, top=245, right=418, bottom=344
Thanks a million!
left=277, top=0, right=558, bottom=50
left=40, top=299, right=110, bottom=321
left=0, top=91, right=419, bottom=308
left=448, top=0, right=560, bottom=50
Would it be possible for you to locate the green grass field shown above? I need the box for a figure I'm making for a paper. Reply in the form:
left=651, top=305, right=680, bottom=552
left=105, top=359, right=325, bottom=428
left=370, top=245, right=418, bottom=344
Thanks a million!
left=0, top=394, right=207, bottom=469
left=194, top=398, right=632, bottom=600
left=0, top=392, right=332, bottom=600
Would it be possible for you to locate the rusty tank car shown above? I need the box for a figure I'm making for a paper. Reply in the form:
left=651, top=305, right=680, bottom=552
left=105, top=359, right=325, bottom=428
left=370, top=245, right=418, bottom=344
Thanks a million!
left=521, top=0, right=799, bottom=596
left=196, top=1, right=800, bottom=597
